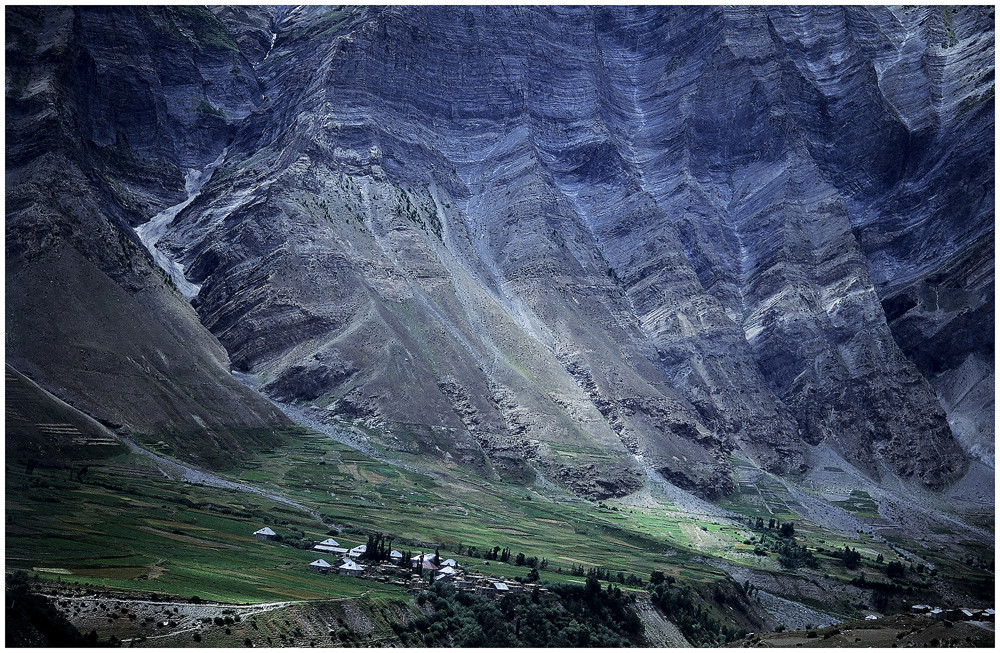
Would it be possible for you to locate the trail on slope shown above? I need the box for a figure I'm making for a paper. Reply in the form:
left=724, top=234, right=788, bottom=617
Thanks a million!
left=122, top=437, right=322, bottom=522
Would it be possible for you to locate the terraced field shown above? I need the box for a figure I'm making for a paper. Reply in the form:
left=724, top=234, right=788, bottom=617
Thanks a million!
left=6, top=377, right=993, bottom=642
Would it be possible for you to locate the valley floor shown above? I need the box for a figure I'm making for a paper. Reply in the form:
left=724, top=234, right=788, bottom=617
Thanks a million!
left=5, top=369, right=994, bottom=647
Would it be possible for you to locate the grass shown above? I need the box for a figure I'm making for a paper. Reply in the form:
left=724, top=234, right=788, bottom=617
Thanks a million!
left=6, top=456, right=407, bottom=603
left=7, top=422, right=993, bottom=618
left=166, top=6, right=240, bottom=52
left=832, top=489, right=880, bottom=518
left=7, top=430, right=726, bottom=603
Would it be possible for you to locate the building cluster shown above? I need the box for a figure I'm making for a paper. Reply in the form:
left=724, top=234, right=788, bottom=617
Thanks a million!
left=254, top=527, right=550, bottom=600
left=407, top=569, right=549, bottom=601
left=306, top=539, right=388, bottom=576
left=910, top=605, right=995, bottom=622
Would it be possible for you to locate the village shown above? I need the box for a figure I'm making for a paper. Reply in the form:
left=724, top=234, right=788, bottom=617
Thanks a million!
left=908, top=604, right=995, bottom=623
left=251, top=526, right=996, bottom=630
left=253, top=527, right=552, bottom=601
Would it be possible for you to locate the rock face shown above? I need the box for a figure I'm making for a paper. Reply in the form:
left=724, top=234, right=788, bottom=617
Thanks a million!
left=7, top=6, right=991, bottom=493
left=6, top=6, right=290, bottom=469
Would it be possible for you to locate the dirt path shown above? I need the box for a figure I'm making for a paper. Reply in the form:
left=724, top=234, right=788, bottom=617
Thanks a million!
left=122, top=438, right=323, bottom=521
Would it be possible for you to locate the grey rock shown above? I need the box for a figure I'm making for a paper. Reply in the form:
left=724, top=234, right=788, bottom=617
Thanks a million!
left=7, top=5, right=991, bottom=495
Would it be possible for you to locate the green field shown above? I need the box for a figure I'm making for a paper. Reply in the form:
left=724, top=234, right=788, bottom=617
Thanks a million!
left=7, top=429, right=736, bottom=603
left=6, top=422, right=994, bottom=628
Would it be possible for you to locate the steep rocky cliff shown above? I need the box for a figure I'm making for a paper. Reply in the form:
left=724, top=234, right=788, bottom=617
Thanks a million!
left=6, top=6, right=992, bottom=494
left=6, top=6, right=290, bottom=468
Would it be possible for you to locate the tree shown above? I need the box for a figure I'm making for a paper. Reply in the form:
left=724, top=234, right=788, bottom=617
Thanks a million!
left=515, top=552, right=526, bottom=566
left=584, top=574, right=601, bottom=598
left=841, top=546, right=862, bottom=569
left=886, top=561, right=906, bottom=579
left=779, top=522, right=795, bottom=538
left=650, top=570, right=666, bottom=586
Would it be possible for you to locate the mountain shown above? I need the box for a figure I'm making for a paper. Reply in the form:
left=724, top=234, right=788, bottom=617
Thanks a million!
left=6, top=6, right=291, bottom=469
left=5, top=5, right=992, bottom=494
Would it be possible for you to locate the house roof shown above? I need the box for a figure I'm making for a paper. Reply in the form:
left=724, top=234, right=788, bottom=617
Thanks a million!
left=350, top=544, right=367, bottom=552
left=320, top=538, right=340, bottom=547
left=412, top=553, right=437, bottom=562
left=254, top=527, right=276, bottom=536
left=437, top=566, right=459, bottom=575
left=390, top=550, right=403, bottom=557
left=493, top=582, right=509, bottom=591
left=442, top=559, right=457, bottom=567
left=339, top=559, right=363, bottom=571
left=310, top=559, right=331, bottom=567
left=313, top=545, right=348, bottom=554
left=422, top=560, right=439, bottom=570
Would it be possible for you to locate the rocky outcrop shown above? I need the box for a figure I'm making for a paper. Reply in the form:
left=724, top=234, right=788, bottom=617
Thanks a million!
left=5, top=6, right=290, bottom=468
left=7, top=6, right=990, bottom=494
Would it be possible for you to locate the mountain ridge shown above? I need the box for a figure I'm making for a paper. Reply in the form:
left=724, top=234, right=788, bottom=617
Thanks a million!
left=6, top=5, right=992, bottom=495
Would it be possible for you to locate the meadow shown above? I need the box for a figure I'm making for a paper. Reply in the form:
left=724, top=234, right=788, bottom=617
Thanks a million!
left=6, top=420, right=993, bottom=631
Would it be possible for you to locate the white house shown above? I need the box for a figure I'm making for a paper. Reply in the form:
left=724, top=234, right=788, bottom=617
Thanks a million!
left=390, top=550, right=403, bottom=561
left=313, top=545, right=349, bottom=555
left=411, top=552, right=438, bottom=563
left=309, top=559, right=332, bottom=574
left=349, top=544, right=367, bottom=558
left=253, top=527, right=277, bottom=540
left=442, top=559, right=458, bottom=568
left=338, top=558, right=364, bottom=577
left=437, top=566, right=459, bottom=577
left=318, top=538, right=340, bottom=547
